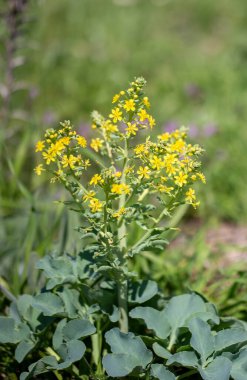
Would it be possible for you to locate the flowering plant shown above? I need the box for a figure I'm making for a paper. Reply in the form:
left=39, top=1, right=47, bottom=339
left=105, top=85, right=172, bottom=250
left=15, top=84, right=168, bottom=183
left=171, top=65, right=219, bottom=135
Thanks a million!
left=1, top=79, right=246, bottom=380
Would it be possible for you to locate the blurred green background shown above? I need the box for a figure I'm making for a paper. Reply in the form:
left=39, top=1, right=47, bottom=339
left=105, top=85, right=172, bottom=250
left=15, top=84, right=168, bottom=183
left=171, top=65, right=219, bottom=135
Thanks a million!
left=0, top=0, right=247, bottom=311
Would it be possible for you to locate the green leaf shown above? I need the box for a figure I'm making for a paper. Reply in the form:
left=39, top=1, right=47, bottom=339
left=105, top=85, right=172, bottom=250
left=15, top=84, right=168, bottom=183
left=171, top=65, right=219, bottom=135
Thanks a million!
left=215, top=329, right=247, bottom=352
left=128, top=280, right=158, bottom=304
left=167, top=351, right=198, bottom=368
left=165, top=293, right=208, bottom=346
left=0, top=317, right=30, bottom=343
left=153, top=343, right=172, bottom=359
left=189, top=318, right=215, bottom=363
left=231, top=348, right=247, bottom=380
left=32, top=293, right=64, bottom=316
left=55, top=340, right=86, bottom=369
left=36, top=255, right=75, bottom=289
left=151, top=364, right=176, bottom=379
left=199, top=357, right=232, bottom=380
left=62, top=319, right=96, bottom=340
left=53, top=318, right=67, bottom=350
left=129, top=306, right=170, bottom=339
left=57, top=288, right=84, bottom=318
left=15, top=340, right=35, bottom=363
left=102, top=327, right=153, bottom=377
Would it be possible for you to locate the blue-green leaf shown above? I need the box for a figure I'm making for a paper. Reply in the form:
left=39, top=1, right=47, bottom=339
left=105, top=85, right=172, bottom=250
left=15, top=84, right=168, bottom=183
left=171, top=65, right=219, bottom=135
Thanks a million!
left=0, top=317, right=30, bottom=343
left=129, top=306, right=170, bottom=339
left=167, top=351, right=198, bottom=368
left=231, top=348, right=247, bottom=380
left=199, top=357, right=232, bottom=380
left=215, top=329, right=247, bottom=352
left=32, top=293, right=64, bottom=316
left=15, top=340, right=35, bottom=363
left=62, top=319, right=96, bottom=340
left=128, top=280, right=158, bottom=304
left=189, top=318, right=215, bottom=363
left=153, top=343, right=172, bottom=359
left=102, top=328, right=153, bottom=377
left=151, top=364, right=176, bottom=379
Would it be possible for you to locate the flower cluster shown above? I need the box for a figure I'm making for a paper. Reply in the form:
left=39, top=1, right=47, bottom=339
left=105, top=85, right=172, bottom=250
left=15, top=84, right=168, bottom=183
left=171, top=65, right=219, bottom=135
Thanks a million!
left=35, top=78, right=205, bottom=221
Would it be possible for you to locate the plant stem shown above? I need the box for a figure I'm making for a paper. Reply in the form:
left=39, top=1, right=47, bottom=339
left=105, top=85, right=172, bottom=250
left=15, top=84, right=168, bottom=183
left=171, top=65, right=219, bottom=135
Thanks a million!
left=117, top=138, right=129, bottom=333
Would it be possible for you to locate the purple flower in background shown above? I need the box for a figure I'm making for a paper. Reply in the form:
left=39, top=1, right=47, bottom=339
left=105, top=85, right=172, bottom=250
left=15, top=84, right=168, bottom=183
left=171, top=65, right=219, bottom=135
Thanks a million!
left=188, top=124, right=199, bottom=138
left=78, top=122, right=90, bottom=138
left=164, top=121, right=179, bottom=133
left=203, top=123, right=218, bottom=137
left=42, top=111, right=57, bottom=126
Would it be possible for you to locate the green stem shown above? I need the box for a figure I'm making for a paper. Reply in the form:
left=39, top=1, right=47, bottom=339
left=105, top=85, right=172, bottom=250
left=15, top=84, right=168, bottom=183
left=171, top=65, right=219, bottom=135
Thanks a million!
left=117, top=138, right=129, bottom=333
left=176, top=369, right=198, bottom=379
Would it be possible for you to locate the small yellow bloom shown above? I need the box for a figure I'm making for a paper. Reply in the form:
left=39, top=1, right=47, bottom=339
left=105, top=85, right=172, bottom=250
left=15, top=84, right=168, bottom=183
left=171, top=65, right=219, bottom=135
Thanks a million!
left=148, top=115, right=156, bottom=129
left=59, top=136, right=70, bottom=146
left=134, top=144, right=147, bottom=156
left=111, top=183, right=131, bottom=195
left=77, top=136, right=87, bottom=148
left=143, top=97, right=150, bottom=108
left=114, top=171, right=122, bottom=178
left=174, top=172, right=188, bottom=187
left=113, top=207, right=126, bottom=219
left=89, top=198, right=103, bottom=213
left=35, top=140, right=45, bottom=152
left=126, top=122, right=138, bottom=136
left=138, top=109, right=148, bottom=122
left=83, top=190, right=96, bottom=202
left=42, top=150, right=56, bottom=165
left=197, top=172, right=206, bottom=183
left=157, top=184, right=174, bottom=194
left=124, top=99, right=135, bottom=112
left=90, top=138, right=103, bottom=152
left=137, top=166, right=151, bottom=179
left=103, top=120, right=118, bottom=133
left=185, top=188, right=196, bottom=203
left=90, top=174, right=104, bottom=186
left=150, top=155, right=164, bottom=171
left=109, top=107, right=122, bottom=123
left=112, top=94, right=120, bottom=103
left=158, top=133, right=170, bottom=142
left=34, top=164, right=45, bottom=175
left=61, top=154, right=78, bottom=169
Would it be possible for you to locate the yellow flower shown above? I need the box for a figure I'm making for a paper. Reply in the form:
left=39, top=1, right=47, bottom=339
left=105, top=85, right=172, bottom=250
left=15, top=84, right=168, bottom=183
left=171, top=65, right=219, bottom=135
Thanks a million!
left=90, top=174, right=104, bottom=186
left=157, top=184, right=174, bottom=194
left=148, top=115, right=156, bottom=129
left=111, top=183, right=131, bottom=195
left=137, top=166, right=151, bottom=179
left=34, top=164, right=45, bottom=175
left=112, top=94, right=120, bottom=103
left=35, top=140, right=45, bottom=152
left=90, top=138, right=103, bottom=152
left=124, top=166, right=134, bottom=175
left=61, top=154, right=78, bottom=169
left=109, top=107, right=122, bottom=123
left=114, top=171, right=122, bottom=178
left=134, top=144, right=148, bottom=158
left=103, top=120, right=118, bottom=133
left=77, top=136, right=87, bottom=148
left=42, top=150, right=56, bottom=165
left=83, top=159, right=91, bottom=169
left=89, top=198, right=103, bottom=213
left=143, top=97, right=150, bottom=108
left=124, top=99, right=135, bottom=112
left=126, top=122, right=138, bottom=136
left=158, top=133, right=170, bottom=142
left=60, top=136, right=70, bottom=146
left=138, top=109, right=148, bottom=122
left=49, top=141, right=65, bottom=156
left=91, top=123, right=97, bottom=129
left=197, top=172, right=206, bottom=183
left=185, top=188, right=196, bottom=203
left=83, top=190, right=96, bottom=202
left=113, top=207, right=126, bottom=219
left=150, top=155, right=164, bottom=171
left=174, top=172, right=188, bottom=187
left=170, top=139, right=185, bottom=153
